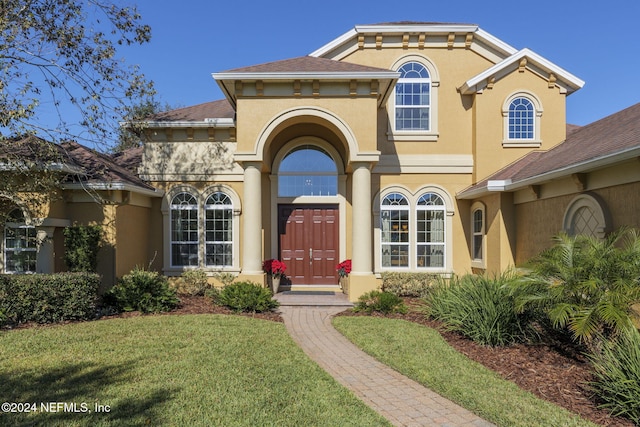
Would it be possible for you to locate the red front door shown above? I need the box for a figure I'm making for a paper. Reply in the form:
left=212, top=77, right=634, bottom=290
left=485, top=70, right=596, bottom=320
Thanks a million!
left=278, top=205, right=338, bottom=285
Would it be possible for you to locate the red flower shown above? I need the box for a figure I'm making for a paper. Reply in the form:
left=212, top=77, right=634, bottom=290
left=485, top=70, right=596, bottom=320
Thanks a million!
left=263, top=259, right=287, bottom=277
left=336, top=259, right=352, bottom=277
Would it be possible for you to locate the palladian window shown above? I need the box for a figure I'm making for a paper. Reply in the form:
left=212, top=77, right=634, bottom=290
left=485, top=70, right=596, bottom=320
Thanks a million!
left=278, top=146, right=337, bottom=197
left=4, top=209, right=37, bottom=273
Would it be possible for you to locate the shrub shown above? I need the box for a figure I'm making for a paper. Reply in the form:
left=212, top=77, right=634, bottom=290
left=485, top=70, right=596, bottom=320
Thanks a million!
left=63, top=225, right=102, bottom=272
left=589, top=328, right=640, bottom=424
left=513, top=229, right=640, bottom=344
left=172, top=269, right=212, bottom=296
left=212, top=271, right=235, bottom=287
left=216, top=281, right=279, bottom=313
left=105, top=268, right=179, bottom=313
left=354, top=290, right=407, bottom=315
left=424, top=272, right=530, bottom=347
left=380, top=272, right=437, bottom=297
left=0, top=273, right=100, bottom=326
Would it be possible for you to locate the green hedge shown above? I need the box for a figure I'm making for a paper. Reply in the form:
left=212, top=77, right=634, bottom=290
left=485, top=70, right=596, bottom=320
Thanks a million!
left=0, top=273, right=100, bottom=326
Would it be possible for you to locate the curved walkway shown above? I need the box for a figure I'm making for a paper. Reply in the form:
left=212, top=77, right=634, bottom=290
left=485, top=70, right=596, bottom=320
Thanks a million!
left=277, top=298, right=495, bottom=427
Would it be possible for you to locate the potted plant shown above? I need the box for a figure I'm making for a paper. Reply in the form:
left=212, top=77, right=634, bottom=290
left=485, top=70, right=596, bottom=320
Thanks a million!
left=262, top=259, right=286, bottom=293
left=336, top=259, right=351, bottom=295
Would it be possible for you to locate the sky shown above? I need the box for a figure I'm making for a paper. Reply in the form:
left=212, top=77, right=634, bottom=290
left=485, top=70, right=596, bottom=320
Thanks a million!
left=114, top=0, right=639, bottom=128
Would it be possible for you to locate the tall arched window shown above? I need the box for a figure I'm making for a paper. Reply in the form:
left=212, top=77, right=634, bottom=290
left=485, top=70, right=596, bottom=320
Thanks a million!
left=508, top=97, right=534, bottom=139
left=170, top=192, right=198, bottom=267
left=416, top=193, right=445, bottom=268
left=278, top=145, right=337, bottom=197
left=4, top=209, right=36, bottom=273
left=395, top=62, right=431, bottom=131
left=205, top=192, right=233, bottom=267
left=380, top=193, right=410, bottom=267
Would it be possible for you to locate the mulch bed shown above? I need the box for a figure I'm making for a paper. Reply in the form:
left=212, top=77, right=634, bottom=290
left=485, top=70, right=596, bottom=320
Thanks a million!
left=3, top=295, right=632, bottom=426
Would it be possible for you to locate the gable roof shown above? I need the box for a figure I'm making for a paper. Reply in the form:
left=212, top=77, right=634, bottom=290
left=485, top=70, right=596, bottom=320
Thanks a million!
left=458, top=102, right=640, bottom=198
left=147, top=99, right=235, bottom=122
left=459, top=48, right=584, bottom=95
left=218, top=56, right=396, bottom=75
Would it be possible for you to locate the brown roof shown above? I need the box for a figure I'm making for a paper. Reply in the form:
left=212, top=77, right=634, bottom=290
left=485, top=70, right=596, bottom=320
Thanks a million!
left=460, top=102, right=640, bottom=196
left=148, top=99, right=235, bottom=122
left=221, top=56, right=394, bottom=74
left=60, top=141, right=155, bottom=192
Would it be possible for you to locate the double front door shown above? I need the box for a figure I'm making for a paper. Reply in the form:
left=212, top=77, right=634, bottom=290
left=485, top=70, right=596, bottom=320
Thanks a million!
left=278, top=204, right=338, bottom=285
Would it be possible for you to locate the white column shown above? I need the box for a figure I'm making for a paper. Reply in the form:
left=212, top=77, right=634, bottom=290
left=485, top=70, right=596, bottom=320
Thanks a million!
left=351, top=162, right=372, bottom=274
left=36, top=226, right=55, bottom=274
left=242, top=162, right=263, bottom=274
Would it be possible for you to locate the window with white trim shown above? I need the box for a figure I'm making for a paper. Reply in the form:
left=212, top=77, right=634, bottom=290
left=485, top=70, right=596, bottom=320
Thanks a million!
left=508, top=97, right=534, bottom=139
left=4, top=209, right=37, bottom=273
left=395, top=62, right=431, bottom=131
left=170, top=192, right=199, bottom=267
left=205, top=192, right=233, bottom=267
left=416, top=193, right=445, bottom=268
left=472, top=208, right=484, bottom=262
left=381, top=193, right=410, bottom=267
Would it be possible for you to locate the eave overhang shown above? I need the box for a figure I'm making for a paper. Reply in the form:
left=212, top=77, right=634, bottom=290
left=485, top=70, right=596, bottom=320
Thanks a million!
left=459, top=48, right=585, bottom=95
left=62, top=182, right=163, bottom=198
left=457, top=146, right=640, bottom=199
left=123, top=118, right=236, bottom=129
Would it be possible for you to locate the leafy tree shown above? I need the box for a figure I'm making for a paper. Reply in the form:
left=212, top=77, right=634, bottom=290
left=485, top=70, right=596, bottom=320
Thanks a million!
left=113, top=97, right=173, bottom=152
left=0, top=0, right=155, bottom=210
left=512, top=228, right=640, bottom=344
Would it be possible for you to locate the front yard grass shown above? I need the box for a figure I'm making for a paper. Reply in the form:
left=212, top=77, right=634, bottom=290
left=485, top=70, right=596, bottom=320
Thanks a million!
left=0, top=315, right=390, bottom=426
left=333, top=316, right=597, bottom=427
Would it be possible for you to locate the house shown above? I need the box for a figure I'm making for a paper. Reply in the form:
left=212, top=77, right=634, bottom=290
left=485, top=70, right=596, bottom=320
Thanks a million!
left=2, top=22, right=638, bottom=301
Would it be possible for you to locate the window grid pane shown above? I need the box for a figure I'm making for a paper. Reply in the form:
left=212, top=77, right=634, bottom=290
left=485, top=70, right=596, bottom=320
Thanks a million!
left=381, top=193, right=409, bottom=267
left=395, top=62, right=431, bottom=131
left=170, top=192, right=199, bottom=267
left=205, top=192, right=233, bottom=267
left=4, top=224, right=37, bottom=273
left=472, top=209, right=483, bottom=260
left=508, top=97, right=534, bottom=139
left=416, top=193, right=445, bottom=268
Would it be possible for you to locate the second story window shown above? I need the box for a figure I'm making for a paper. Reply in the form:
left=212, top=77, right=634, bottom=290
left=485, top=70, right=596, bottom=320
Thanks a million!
left=395, top=62, right=431, bottom=131
left=508, top=97, right=534, bottom=139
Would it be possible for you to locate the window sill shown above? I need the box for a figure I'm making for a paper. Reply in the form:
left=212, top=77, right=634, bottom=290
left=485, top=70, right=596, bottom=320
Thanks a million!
left=502, top=139, right=541, bottom=148
left=471, top=260, right=486, bottom=269
left=387, top=132, right=439, bottom=142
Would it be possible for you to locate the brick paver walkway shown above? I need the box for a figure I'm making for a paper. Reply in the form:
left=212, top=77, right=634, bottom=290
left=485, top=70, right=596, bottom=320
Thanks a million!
left=278, top=304, right=495, bottom=427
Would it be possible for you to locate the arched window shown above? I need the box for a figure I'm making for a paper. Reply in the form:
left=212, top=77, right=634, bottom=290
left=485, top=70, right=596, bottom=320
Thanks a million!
left=563, top=194, right=609, bottom=239
left=395, top=62, right=431, bottom=131
left=278, top=146, right=337, bottom=197
left=508, top=97, right=534, bottom=139
left=205, top=192, right=233, bottom=267
left=380, top=193, right=410, bottom=267
left=416, top=193, right=445, bottom=268
left=170, top=192, right=198, bottom=267
left=471, top=203, right=486, bottom=267
left=4, top=209, right=36, bottom=273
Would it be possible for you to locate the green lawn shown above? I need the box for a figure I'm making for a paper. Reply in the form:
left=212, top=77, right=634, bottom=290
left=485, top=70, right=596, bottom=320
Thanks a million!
left=333, top=316, right=597, bottom=427
left=0, top=315, right=390, bottom=426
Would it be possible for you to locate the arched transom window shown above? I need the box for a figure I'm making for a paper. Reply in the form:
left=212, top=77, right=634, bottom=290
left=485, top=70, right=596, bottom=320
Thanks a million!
left=278, top=146, right=337, bottom=197
left=395, top=62, right=431, bottom=131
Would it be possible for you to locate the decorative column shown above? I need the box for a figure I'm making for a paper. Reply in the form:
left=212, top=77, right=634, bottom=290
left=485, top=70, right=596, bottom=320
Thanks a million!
left=241, top=162, right=264, bottom=276
left=35, top=227, right=55, bottom=274
left=351, top=161, right=373, bottom=276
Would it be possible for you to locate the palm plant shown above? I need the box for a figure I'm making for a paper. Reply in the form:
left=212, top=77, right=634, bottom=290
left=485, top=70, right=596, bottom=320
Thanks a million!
left=512, top=228, right=640, bottom=344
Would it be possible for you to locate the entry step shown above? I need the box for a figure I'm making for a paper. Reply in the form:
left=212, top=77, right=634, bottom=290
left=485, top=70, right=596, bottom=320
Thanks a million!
left=273, top=291, right=353, bottom=307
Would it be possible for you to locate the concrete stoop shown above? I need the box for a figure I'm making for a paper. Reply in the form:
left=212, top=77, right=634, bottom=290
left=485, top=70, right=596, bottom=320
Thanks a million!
left=273, top=290, right=353, bottom=308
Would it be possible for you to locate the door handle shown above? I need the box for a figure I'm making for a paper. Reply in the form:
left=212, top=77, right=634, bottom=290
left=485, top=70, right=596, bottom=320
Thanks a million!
left=309, top=248, right=313, bottom=264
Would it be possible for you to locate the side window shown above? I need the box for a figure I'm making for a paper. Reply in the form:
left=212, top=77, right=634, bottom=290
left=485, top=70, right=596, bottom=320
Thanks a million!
left=502, top=92, right=542, bottom=147
left=170, top=192, right=199, bottom=267
left=395, top=62, right=431, bottom=131
left=563, top=194, right=609, bottom=239
left=205, top=192, right=233, bottom=267
left=471, top=202, right=486, bottom=268
left=4, top=209, right=37, bottom=273
left=380, top=193, right=410, bottom=268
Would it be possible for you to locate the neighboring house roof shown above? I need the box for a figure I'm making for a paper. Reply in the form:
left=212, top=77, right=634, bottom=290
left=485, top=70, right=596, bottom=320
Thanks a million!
left=458, top=102, right=640, bottom=198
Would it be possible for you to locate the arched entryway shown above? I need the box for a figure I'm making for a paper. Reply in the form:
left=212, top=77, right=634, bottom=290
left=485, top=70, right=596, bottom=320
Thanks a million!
left=270, top=138, right=347, bottom=286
